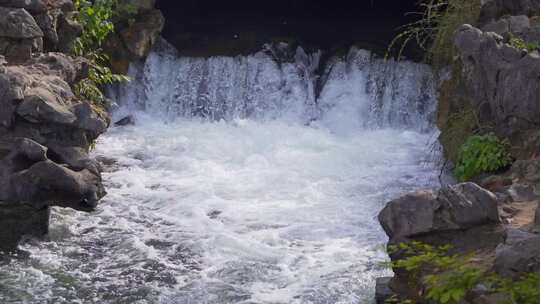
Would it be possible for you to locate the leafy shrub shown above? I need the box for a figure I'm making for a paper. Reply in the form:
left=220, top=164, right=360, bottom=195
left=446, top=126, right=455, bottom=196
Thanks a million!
left=386, top=0, right=481, bottom=67
left=454, top=133, right=512, bottom=181
left=508, top=35, right=540, bottom=52
left=73, top=0, right=129, bottom=105
left=388, top=241, right=482, bottom=304
left=388, top=241, right=540, bottom=304
left=496, top=273, right=540, bottom=304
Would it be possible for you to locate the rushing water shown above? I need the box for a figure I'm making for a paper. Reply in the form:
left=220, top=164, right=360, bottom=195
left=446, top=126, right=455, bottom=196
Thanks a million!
left=0, top=41, right=441, bottom=304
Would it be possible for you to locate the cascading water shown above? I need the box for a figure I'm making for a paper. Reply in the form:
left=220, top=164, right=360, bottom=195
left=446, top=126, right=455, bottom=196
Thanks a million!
left=0, top=40, right=441, bottom=304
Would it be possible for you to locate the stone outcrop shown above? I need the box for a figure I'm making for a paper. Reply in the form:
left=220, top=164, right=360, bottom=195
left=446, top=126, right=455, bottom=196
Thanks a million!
left=379, top=183, right=500, bottom=241
left=0, top=51, right=109, bottom=251
left=453, top=24, right=540, bottom=149
left=105, top=2, right=164, bottom=73
left=0, top=0, right=165, bottom=251
left=377, top=183, right=506, bottom=303
left=479, top=0, right=540, bottom=24
left=0, top=0, right=112, bottom=251
left=0, top=0, right=81, bottom=57
left=0, top=7, right=43, bottom=63
left=494, top=229, right=540, bottom=276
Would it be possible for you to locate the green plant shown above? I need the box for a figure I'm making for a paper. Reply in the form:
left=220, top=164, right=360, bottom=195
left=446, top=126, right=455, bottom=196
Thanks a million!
left=508, top=34, right=540, bottom=52
left=386, top=0, right=481, bottom=67
left=73, top=0, right=129, bottom=105
left=388, top=242, right=540, bottom=304
left=454, top=133, right=512, bottom=181
left=495, top=273, right=540, bottom=304
left=388, top=241, right=482, bottom=304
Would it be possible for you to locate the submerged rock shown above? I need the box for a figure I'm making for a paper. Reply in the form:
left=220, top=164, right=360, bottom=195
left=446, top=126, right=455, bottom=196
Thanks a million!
left=114, top=115, right=135, bottom=126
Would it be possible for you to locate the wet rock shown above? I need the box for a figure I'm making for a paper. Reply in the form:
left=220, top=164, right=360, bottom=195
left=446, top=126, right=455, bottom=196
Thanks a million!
left=375, top=277, right=394, bottom=304
left=106, top=8, right=164, bottom=73
left=494, top=228, right=540, bottom=276
left=378, top=183, right=500, bottom=240
left=0, top=51, right=108, bottom=251
left=114, top=115, right=135, bottom=126
left=0, top=202, right=49, bottom=252
left=0, top=138, right=105, bottom=211
left=120, top=9, right=164, bottom=57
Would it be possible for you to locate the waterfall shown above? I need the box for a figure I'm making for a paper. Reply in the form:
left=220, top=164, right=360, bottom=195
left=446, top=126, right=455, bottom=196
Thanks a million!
left=110, top=39, right=437, bottom=132
left=1, top=38, right=442, bottom=304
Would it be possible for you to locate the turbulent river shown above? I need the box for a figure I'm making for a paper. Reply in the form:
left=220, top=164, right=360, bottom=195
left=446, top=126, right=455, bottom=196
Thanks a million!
left=1, top=41, right=441, bottom=303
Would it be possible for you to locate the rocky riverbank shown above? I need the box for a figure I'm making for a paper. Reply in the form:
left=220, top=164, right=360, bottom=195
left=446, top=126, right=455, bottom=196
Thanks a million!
left=0, top=0, right=163, bottom=252
left=376, top=0, right=540, bottom=302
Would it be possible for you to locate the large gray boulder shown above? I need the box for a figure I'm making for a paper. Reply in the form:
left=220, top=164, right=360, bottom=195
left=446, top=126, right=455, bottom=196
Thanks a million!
left=0, top=138, right=105, bottom=210
left=0, top=7, right=43, bottom=63
left=0, top=138, right=105, bottom=252
left=454, top=24, right=540, bottom=157
left=494, top=229, right=540, bottom=276
left=379, top=183, right=500, bottom=240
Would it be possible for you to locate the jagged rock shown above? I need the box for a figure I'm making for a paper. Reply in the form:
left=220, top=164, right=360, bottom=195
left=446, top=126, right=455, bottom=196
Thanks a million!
left=0, top=7, right=43, bottom=38
left=0, top=138, right=105, bottom=251
left=494, top=230, right=540, bottom=276
left=378, top=183, right=500, bottom=240
left=106, top=8, right=164, bottom=73
left=0, top=0, right=47, bottom=14
left=0, top=51, right=109, bottom=251
left=454, top=24, right=540, bottom=155
left=17, top=86, right=78, bottom=124
left=120, top=9, right=164, bottom=58
left=480, top=0, right=540, bottom=24
left=0, top=52, right=108, bottom=145
left=0, top=138, right=105, bottom=209
left=0, top=7, right=44, bottom=63
left=510, top=159, right=540, bottom=184
left=505, top=183, right=538, bottom=202
left=34, top=11, right=59, bottom=51
left=482, top=15, right=540, bottom=46
left=56, top=11, right=82, bottom=53
left=114, top=115, right=135, bottom=126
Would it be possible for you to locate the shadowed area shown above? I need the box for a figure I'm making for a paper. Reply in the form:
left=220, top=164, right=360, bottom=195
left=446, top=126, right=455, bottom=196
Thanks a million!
left=156, top=0, right=420, bottom=57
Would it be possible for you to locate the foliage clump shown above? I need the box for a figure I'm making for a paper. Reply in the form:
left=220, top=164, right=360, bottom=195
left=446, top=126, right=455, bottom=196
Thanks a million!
left=508, top=34, right=540, bottom=52
left=73, top=0, right=130, bottom=105
left=387, top=241, right=540, bottom=304
left=386, top=0, right=481, bottom=68
left=454, top=133, right=512, bottom=181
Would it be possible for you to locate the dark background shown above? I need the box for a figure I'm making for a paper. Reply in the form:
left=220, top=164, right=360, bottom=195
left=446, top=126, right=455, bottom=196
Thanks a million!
left=155, top=0, right=421, bottom=58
